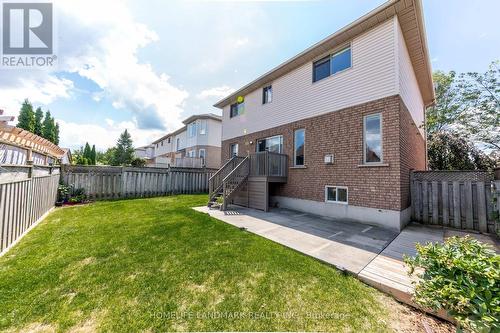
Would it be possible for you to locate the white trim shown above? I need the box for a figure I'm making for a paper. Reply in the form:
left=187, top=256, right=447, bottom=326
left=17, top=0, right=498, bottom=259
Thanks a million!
left=325, top=185, right=348, bottom=204
left=363, top=113, right=383, bottom=164
left=256, top=134, right=283, bottom=153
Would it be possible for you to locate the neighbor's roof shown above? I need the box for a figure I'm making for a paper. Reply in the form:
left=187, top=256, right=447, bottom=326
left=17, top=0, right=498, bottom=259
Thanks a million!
left=152, top=113, right=221, bottom=144
left=182, top=113, right=221, bottom=125
left=214, top=0, right=434, bottom=109
left=0, top=125, right=66, bottom=158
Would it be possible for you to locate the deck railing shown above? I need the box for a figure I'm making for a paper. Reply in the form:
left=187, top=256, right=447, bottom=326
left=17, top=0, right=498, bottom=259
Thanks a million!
left=249, top=151, right=288, bottom=178
left=208, top=156, right=245, bottom=201
left=222, top=156, right=250, bottom=210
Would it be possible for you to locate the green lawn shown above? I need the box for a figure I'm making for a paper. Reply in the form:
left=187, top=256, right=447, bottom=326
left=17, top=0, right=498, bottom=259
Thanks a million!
left=0, top=195, right=394, bottom=332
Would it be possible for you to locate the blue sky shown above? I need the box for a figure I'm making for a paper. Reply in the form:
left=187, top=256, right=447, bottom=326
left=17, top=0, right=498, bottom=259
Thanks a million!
left=1, top=0, right=499, bottom=150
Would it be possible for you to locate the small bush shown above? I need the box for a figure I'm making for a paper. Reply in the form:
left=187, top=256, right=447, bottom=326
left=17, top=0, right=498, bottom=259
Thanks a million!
left=404, top=236, right=499, bottom=332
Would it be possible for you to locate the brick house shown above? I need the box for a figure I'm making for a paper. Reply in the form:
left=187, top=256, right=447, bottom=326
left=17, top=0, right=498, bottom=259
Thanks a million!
left=208, top=0, right=434, bottom=231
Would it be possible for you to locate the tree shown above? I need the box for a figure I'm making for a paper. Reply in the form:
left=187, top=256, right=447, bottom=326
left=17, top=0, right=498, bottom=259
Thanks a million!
left=34, top=107, right=44, bottom=136
left=42, top=111, right=56, bottom=143
left=427, top=131, right=496, bottom=171
left=90, top=145, right=96, bottom=165
left=97, top=147, right=117, bottom=165
left=425, top=71, right=464, bottom=138
left=72, top=147, right=89, bottom=165
left=456, top=60, right=500, bottom=151
left=131, top=157, right=146, bottom=167
left=54, top=123, right=60, bottom=145
left=16, top=99, right=35, bottom=132
left=82, top=142, right=91, bottom=163
left=113, top=130, right=134, bottom=166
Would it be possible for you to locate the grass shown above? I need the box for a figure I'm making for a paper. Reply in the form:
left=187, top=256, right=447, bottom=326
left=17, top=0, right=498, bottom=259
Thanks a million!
left=0, top=194, right=394, bottom=332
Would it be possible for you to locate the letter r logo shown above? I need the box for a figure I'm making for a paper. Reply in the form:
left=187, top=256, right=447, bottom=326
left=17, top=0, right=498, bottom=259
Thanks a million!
left=2, top=3, right=53, bottom=54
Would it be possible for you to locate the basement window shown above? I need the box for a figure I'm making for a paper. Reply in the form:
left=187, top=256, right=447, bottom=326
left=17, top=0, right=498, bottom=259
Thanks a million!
left=325, top=186, right=348, bottom=204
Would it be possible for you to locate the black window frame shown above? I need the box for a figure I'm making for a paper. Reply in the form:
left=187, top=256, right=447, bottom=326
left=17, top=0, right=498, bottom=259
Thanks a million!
left=313, top=56, right=331, bottom=83
left=262, top=85, right=272, bottom=104
left=230, top=102, right=244, bottom=118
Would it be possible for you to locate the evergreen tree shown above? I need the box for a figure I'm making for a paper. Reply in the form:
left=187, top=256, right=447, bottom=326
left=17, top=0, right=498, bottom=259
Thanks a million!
left=113, top=130, right=134, bottom=166
left=90, top=145, right=96, bottom=165
left=42, top=111, right=56, bottom=142
left=54, top=123, right=60, bottom=145
left=83, top=142, right=91, bottom=161
left=17, top=99, right=35, bottom=132
left=34, top=107, right=44, bottom=135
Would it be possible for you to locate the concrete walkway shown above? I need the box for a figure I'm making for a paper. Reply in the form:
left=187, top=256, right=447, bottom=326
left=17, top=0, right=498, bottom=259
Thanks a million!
left=193, top=205, right=449, bottom=315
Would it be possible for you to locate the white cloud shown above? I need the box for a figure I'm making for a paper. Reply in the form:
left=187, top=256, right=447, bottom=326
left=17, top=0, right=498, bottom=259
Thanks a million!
left=234, top=37, right=249, bottom=47
left=0, top=0, right=189, bottom=145
left=196, top=86, right=236, bottom=100
left=57, top=118, right=164, bottom=151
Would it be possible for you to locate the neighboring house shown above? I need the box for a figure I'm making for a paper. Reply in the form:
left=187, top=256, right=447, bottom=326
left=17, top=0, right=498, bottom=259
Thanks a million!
left=210, top=0, right=434, bottom=231
left=151, top=113, right=222, bottom=168
left=134, top=144, right=155, bottom=165
left=60, top=148, right=73, bottom=165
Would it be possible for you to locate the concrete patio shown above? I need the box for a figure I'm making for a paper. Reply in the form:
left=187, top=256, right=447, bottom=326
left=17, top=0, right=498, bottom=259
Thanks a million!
left=193, top=204, right=449, bottom=317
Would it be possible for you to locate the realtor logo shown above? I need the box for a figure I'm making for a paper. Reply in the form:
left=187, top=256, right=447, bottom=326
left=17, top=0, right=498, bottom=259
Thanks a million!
left=1, top=2, right=56, bottom=68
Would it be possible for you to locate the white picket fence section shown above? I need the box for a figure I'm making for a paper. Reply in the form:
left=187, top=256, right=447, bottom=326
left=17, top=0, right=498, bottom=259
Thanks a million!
left=62, top=165, right=216, bottom=200
left=0, top=174, right=59, bottom=254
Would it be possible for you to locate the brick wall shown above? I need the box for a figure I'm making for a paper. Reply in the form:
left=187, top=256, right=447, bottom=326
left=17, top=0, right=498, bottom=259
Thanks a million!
left=222, top=95, right=426, bottom=211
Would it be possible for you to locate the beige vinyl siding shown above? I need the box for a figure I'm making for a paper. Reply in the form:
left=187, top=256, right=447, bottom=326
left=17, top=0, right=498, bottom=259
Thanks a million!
left=396, top=18, right=425, bottom=137
left=222, top=17, right=398, bottom=141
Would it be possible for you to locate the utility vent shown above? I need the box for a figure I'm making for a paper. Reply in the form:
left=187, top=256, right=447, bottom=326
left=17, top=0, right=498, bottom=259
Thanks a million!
left=324, top=154, right=334, bottom=164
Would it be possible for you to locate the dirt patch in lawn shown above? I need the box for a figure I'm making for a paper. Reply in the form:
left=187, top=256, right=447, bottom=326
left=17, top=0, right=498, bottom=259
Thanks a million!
left=376, top=294, right=455, bottom=333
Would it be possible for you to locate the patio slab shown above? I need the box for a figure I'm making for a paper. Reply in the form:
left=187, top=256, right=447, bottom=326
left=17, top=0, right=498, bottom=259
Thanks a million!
left=193, top=205, right=398, bottom=274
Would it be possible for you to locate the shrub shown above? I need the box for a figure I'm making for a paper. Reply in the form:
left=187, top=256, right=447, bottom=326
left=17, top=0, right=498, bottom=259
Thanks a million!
left=404, top=236, right=499, bottom=332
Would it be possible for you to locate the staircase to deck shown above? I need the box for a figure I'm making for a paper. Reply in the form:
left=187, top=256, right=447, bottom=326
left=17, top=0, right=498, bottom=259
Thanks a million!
left=208, top=152, right=288, bottom=211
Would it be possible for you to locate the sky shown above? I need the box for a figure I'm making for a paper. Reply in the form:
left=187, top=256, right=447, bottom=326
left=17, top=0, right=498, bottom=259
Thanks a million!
left=0, top=0, right=499, bottom=151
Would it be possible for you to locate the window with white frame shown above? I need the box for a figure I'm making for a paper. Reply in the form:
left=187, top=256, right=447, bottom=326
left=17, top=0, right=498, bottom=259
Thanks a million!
left=199, top=119, right=207, bottom=135
left=363, top=113, right=382, bottom=164
left=230, top=102, right=244, bottom=118
left=325, top=186, right=348, bottom=204
left=176, top=138, right=181, bottom=151
left=188, top=122, right=197, bottom=138
left=187, top=150, right=196, bottom=157
left=313, top=46, right=352, bottom=83
left=199, top=149, right=206, bottom=164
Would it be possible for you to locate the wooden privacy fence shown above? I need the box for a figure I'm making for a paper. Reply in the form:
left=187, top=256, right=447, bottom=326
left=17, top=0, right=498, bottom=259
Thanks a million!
left=62, top=165, right=217, bottom=200
left=411, top=171, right=496, bottom=233
left=0, top=174, right=59, bottom=253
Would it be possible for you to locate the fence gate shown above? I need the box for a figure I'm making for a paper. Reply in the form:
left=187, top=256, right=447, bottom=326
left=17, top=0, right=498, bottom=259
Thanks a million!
left=410, top=171, right=496, bottom=233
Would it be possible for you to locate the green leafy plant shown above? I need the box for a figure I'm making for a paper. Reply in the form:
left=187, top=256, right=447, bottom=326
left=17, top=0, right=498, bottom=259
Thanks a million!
left=404, top=236, right=500, bottom=332
left=57, top=183, right=71, bottom=203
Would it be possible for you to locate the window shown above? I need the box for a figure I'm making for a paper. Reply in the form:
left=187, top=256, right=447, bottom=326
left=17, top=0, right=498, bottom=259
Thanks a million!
left=199, top=149, right=206, bottom=165
left=262, top=85, right=272, bottom=104
left=199, top=120, right=207, bottom=135
left=363, top=113, right=382, bottom=163
left=188, top=122, right=197, bottom=138
left=325, top=186, right=348, bottom=204
left=313, top=46, right=351, bottom=82
left=161, top=141, right=163, bottom=146
left=230, top=102, right=244, bottom=118
left=294, top=129, right=305, bottom=166
left=313, top=56, right=330, bottom=82
left=176, top=138, right=181, bottom=151
left=230, top=143, right=239, bottom=157
left=256, top=135, right=283, bottom=153
left=187, top=150, right=196, bottom=157
left=167, top=137, right=171, bottom=143
left=331, top=47, right=351, bottom=74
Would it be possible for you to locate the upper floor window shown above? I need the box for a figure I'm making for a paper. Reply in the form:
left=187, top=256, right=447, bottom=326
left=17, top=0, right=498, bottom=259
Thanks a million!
left=167, top=137, right=171, bottom=143
left=363, top=113, right=382, bottom=164
left=176, top=138, right=181, bottom=151
left=262, top=85, right=272, bottom=104
left=199, top=119, right=207, bottom=135
left=294, top=129, right=305, bottom=166
left=188, top=122, right=197, bottom=137
left=313, top=46, right=351, bottom=83
left=230, top=102, right=244, bottom=118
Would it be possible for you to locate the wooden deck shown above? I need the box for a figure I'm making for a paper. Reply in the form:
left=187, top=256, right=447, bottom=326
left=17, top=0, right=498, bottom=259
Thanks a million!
left=358, top=225, right=444, bottom=306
